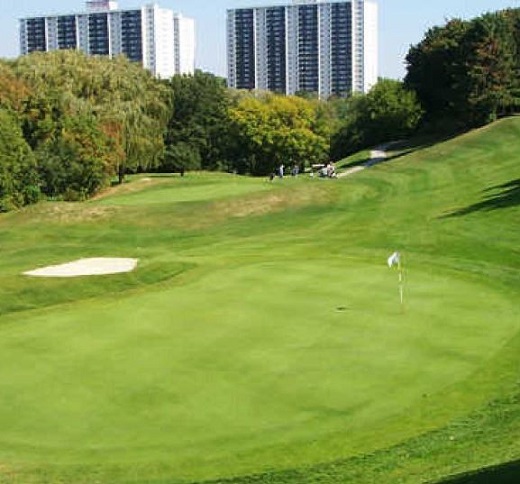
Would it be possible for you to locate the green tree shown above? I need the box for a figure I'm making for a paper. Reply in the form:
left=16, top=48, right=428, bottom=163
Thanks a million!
left=228, top=93, right=328, bottom=175
left=163, top=142, right=202, bottom=173
left=464, top=11, right=518, bottom=124
left=14, top=51, right=170, bottom=187
left=163, top=71, right=232, bottom=172
left=36, top=114, right=118, bottom=200
left=405, top=19, right=470, bottom=128
left=331, top=79, right=423, bottom=159
left=405, top=8, right=520, bottom=129
left=0, top=109, right=39, bottom=211
left=369, top=79, right=423, bottom=139
left=330, top=94, right=370, bottom=160
left=0, top=61, right=30, bottom=112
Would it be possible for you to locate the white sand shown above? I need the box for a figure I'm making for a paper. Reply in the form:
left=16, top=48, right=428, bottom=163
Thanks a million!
left=23, top=258, right=138, bottom=278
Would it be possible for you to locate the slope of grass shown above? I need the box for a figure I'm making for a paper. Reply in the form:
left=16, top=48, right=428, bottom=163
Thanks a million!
left=0, top=118, right=518, bottom=483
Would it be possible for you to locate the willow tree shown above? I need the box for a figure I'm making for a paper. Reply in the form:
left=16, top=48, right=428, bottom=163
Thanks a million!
left=14, top=51, right=171, bottom=188
left=88, top=55, right=171, bottom=183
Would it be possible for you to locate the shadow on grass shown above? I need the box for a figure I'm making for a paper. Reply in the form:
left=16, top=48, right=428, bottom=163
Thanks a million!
left=441, top=179, right=520, bottom=218
left=436, top=459, right=520, bottom=484
left=337, top=132, right=461, bottom=171
left=383, top=131, right=461, bottom=163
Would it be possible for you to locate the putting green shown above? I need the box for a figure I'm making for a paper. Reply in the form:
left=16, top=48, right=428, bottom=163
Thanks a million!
left=0, top=259, right=517, bottom=480
left=1, top=118, right=519, bottom=482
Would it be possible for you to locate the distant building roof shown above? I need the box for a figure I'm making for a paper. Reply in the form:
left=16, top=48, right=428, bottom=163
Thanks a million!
left=86, top=1, right=119, bottom=12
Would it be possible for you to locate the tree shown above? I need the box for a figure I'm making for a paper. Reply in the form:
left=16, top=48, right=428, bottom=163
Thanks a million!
left=163, top=142, right=202, bottom=173
left=464, top=11, right=518, bottom=124
left=228, top=92, right=328, bottom=175
left=331, top=79, right=423, bottom=159
left=405, top=19, right=470, bottom=128
left=405, top=8, right=520, bottom=129
left=0, top=61, right=30, bottom=112
left=163, top=71, right=232, bottom=172
left=0, top=109, right=39, bottom=211
left=14, top=51, right=170, bottom=187
left=36, top=114, right=119, bottom=200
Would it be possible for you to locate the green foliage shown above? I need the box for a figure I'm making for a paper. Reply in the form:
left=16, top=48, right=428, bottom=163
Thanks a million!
left=465, top=12, right=519, bottom=124
left=14, top=50, right=170, bottom=187
left=0, top=60, right=30, bottom=112
left=331, top=79, right=423, bottom=159
left=228, top=92, right=329, bottom=175
left=36, top=114, right=117, bottom=199
left=163, top=141, right=202, bottom=172
left=1, top=6, right=516, bottom=209
left=0, top=108, right=39, bottom=211
left=365, top=79, right=424, bottom=139
left=405, top=8, right=520, bottom=129
left=163, top=71, right=232, bottom=172
left=405, top=19, right=470, bottom=127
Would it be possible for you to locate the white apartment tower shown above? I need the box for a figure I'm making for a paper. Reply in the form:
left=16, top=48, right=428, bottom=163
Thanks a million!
left=227, top=0, right=378, bottom=97
left=19, top=1, right=195, bottom=78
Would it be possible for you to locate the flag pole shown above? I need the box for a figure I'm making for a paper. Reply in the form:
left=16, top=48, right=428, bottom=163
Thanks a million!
left=387, top=251, right=404, bottom=310
left=398, top=257, right=404, bottom=307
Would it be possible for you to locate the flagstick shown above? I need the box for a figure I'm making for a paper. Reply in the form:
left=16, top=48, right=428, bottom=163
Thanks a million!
left=398, top=259, right=404, bottom=309
left=387, top=251, right=404, bottom=311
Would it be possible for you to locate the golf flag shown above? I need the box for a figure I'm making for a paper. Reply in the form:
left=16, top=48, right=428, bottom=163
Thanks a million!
left=387, top=251, right=404, bottom=308
left=387, top=251, right=400, bottom=268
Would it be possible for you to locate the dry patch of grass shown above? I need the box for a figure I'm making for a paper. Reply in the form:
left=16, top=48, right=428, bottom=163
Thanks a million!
left=92, top=176, right=168, bottom=201
left=216, top=185, right=328, bottom=219
left=10, top=202, right=121, bottom=225
left=40, top=203, right=119, bottom=223
left=127, top=181, right=333, bottom=231
left=0, top=463, right=17, bottom=482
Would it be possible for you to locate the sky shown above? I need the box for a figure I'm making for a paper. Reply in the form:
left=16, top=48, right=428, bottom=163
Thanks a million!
left=2, top=0, right=519, bottom=80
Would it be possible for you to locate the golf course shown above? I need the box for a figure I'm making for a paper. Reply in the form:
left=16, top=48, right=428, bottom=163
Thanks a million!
left=0, top=117, right=518, bottom=483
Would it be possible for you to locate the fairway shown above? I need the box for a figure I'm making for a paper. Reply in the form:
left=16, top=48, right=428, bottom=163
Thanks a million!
left=96, top=174, right=274, bottom=206
left=0, top=118, right=519, bottom=483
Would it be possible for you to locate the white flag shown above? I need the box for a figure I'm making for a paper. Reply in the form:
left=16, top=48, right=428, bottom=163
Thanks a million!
left=387, top=251, right=400, bottom=268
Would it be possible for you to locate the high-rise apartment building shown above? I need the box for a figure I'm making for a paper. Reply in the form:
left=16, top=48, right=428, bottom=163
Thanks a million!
left=19, top=1, right=195, bottom=79
left=227, top=0, right=378, bottom=98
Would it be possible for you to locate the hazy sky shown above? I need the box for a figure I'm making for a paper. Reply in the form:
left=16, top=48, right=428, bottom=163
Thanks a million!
left=3, top=0, right=519, bottom=80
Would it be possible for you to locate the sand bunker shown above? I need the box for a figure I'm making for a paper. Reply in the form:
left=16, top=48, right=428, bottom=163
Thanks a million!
left=23, top=258, right=138, bottom=278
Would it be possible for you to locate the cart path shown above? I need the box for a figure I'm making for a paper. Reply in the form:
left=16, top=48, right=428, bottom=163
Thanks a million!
left=337, top=145, right=390, bottom=178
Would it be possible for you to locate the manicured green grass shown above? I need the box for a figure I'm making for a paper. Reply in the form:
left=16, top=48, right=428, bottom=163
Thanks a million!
left=96, top=173, right=275, bottom=206
left=335, top=149, right=371, bottom=169
left=0, top=118, right=518, bottom=483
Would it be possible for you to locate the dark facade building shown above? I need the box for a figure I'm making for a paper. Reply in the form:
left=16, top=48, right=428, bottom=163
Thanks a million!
left=19, top=1, right=195, bottom=78
left=227, top=0, right=378, bottom=98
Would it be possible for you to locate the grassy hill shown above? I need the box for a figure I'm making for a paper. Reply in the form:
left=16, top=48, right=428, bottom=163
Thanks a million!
left=0, top=118, right=518, bottom=483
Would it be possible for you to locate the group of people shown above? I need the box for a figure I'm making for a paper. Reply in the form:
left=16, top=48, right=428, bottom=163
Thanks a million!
left=320, top=162, right=337, bottom=178
left=269, top=163, right=300, bottom=180
left=269, top=161, right=337, bottom=181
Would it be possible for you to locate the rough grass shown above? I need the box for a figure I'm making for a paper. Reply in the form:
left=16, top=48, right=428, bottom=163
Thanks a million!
left=0, top=118, right=518, bottom=483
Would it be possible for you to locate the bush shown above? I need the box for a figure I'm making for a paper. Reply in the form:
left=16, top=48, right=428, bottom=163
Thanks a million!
left=0, top=108, right=40, bottom=211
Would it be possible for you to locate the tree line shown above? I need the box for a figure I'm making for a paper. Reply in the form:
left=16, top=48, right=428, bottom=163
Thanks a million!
left=405, top=8, right=520, bottom=129
left=0, top=7, right=518, bottom=211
